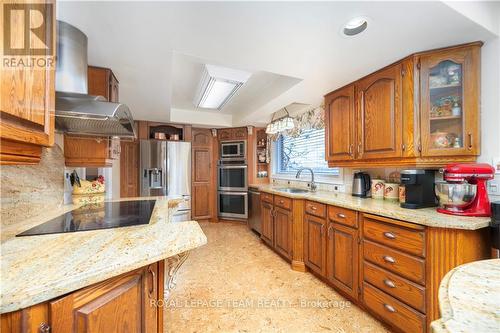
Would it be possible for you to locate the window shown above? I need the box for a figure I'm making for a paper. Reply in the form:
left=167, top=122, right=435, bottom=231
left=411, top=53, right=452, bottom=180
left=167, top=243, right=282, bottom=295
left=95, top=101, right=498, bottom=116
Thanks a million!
left=276, top=128, right=339, bottom=175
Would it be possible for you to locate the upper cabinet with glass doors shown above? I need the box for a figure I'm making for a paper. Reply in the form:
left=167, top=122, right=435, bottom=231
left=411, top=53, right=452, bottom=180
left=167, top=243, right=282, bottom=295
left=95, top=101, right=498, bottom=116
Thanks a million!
left=419, top=46, right=480, bottom=157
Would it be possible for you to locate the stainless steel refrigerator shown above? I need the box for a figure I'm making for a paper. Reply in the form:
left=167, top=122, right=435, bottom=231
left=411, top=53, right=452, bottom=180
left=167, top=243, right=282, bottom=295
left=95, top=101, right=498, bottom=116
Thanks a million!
left=139, top=140, right=191, bottom=222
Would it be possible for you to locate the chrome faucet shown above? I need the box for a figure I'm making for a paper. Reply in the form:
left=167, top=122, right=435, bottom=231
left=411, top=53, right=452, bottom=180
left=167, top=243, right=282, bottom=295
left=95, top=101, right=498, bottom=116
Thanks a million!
left=296, top=167, right=317, bottom=192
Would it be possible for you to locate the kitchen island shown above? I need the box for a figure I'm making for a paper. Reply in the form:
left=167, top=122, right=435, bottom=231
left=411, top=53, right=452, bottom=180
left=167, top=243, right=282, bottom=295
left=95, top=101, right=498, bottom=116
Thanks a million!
left=0, top=196, right=207, bottom=332
left=430, top=259, right=500, bottom=333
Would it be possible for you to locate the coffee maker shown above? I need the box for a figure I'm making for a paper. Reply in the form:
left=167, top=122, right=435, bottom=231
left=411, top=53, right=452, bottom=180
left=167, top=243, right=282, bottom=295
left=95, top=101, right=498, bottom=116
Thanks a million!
left=400, top=170, right=437, bottom=209
left=435, top=163, right=495, bottom=216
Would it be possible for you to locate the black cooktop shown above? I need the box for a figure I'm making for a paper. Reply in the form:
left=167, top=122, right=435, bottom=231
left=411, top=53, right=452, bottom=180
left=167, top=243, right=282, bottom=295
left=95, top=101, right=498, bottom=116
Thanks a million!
left=17, top=199, right=157, bottom=237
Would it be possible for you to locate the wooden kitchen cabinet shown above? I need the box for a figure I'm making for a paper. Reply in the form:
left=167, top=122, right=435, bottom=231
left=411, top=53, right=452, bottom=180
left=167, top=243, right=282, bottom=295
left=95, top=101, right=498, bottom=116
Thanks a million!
left=1, top=262, right=164, bottom=333
left=259, top=195, right=294, bottom=261
left=359, top=213, right=490, bottom=332
left=326, top=221, right=359, bottom=301
left=260, top=200, right=274, bottom=247
left=50, top=263, right=158, bottom=333
left=0, top=0, right=56, bottom=165
left=232, top=127, right=248, bottom=139
left=88, top=66, right=119, bottom=102
left=191, top=128, right=215, bottom=220
left=419, top=46, right=480, bottom=157
left=64, top=135, right=120, bottom=167
left=356, top=63, right=403, bottom=160
left=217, top=127, right=248, bottom=141
left=324, top=42, right=482, bottom=168
left=325, top=85, right=356, bottom=161
left=274, top=206, right=293, bottom=260
left=304, top=213, right=326, bottom=276
left=0, top=302, right=49, bottom=333
left=120, top=140, right=139, bottom=197
left=256, top=192, right=490, bottom=333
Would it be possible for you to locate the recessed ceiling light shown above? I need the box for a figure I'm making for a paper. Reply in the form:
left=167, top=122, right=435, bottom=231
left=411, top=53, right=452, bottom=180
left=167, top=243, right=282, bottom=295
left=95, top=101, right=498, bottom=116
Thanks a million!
left=342, top=16, right=368, bottom=37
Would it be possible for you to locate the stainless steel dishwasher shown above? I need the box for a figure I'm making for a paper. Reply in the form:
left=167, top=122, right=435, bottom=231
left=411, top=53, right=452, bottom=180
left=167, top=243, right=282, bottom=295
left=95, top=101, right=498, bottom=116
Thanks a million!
left=248, top=187, right=261, bottom=234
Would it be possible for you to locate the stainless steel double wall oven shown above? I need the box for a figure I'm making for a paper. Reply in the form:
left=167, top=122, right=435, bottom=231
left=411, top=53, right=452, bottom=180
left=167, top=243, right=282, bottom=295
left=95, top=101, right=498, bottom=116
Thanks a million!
left=217, top=140, right=248, bottom=219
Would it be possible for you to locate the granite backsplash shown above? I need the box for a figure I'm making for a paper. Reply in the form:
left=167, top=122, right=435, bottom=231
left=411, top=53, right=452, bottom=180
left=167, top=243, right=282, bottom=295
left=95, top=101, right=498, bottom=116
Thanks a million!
left=1, top=145, right=65, bottom=227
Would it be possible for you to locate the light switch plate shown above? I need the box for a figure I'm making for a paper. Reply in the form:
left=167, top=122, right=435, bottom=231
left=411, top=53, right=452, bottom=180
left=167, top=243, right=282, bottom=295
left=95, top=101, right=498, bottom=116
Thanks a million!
left=488, top=179, right=500, bottom=195
left=493, top=157, right=500, bottom=174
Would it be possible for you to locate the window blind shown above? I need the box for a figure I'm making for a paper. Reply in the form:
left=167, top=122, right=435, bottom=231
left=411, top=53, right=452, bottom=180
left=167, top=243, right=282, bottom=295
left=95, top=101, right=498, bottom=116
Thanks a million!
left=277, top=128, right=339, bottom=175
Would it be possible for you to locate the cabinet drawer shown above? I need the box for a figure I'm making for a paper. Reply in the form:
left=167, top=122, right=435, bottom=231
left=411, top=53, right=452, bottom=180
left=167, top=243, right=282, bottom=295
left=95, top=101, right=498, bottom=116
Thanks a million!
left=363, top=214, right=425, bottom=257
left=363, top=240, right=425, bottom=285
left=305, top=201, right=326, bottom=218
left=328, top=206, right=358, bottom=228
left=274, top=195, right=292, bottom=210
left=261, top=192, right=273, bottom=203
left=364, top=262, right=425, bottom=313
left=363, top=283, right=426, bottom=333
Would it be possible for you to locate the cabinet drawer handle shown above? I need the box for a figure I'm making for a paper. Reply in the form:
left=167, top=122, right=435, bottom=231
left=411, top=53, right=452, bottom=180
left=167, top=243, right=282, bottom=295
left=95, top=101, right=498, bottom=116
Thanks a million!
left=148, top=266, right=156, bottom=299
left=39, top=323, right=51, bottom=333
left=384, top=304, right=397, bottom=313
left=320, top=224, right=324, bottom=236
left=310, top=206, right=317, bottom=210
left=468, top=133, right=473, bottom=150
left=327, top=225, right=333, bottom=238
left=383, top=232, right=396, bottom=239
left=337, top=213, right=346, bottom=219
left=349, top=144, right=353, bottom=157
left=383, top=255, right=396, bottom=264
left=383, top=279, right=396, bottom=288
left=279, top=200, right=284, bottom=204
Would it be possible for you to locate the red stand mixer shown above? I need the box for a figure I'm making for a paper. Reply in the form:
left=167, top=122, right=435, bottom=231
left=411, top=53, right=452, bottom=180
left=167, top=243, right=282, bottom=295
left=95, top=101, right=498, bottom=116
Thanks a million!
left=435, top=163, right=495, bottom=217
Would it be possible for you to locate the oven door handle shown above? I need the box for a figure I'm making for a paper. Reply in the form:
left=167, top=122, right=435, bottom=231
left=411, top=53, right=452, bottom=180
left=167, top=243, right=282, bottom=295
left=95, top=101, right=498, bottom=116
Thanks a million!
left=219, top=191, right=249, bottom=196
left=218, top=165, right=248, bottom=169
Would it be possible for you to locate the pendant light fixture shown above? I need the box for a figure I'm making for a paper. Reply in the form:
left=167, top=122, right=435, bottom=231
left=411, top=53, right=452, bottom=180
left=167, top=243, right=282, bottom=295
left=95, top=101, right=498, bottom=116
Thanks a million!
left=265, top=107, right=294, bottom=134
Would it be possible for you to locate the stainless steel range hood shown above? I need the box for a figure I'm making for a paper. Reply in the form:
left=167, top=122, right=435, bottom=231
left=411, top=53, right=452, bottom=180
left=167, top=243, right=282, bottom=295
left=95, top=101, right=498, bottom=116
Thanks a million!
left=55, top=21, right=136, bottom=138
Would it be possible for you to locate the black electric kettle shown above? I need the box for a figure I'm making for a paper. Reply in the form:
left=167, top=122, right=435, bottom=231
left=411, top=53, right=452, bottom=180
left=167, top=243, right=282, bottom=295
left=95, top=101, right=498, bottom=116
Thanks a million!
left=352, top=172, right=371, bottom=198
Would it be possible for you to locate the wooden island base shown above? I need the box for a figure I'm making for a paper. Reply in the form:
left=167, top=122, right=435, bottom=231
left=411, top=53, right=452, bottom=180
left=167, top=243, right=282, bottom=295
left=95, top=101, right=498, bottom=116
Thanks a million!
left=1, top=253, right=190, bottom=333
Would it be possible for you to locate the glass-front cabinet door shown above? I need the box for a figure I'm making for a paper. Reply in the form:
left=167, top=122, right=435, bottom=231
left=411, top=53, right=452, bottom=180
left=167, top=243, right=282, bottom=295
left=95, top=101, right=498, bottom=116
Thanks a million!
left=419, top=46, right=480, bottom=157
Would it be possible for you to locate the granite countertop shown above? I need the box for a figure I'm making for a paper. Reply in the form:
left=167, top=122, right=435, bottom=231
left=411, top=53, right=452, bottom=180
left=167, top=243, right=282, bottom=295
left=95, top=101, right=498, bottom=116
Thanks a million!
left=250, top=184, right=490, bottom=230
left=430, top=259, right=500, bottom=333
left=0, top=196, right=207, bottom=314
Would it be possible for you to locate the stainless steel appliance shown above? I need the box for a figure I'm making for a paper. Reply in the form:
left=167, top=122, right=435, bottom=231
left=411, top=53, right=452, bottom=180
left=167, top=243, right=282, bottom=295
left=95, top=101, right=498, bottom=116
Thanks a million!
left=400, top=170, right=437, bottom=209
left=55, top=21, right=135, bottom=138
left=218, top=191, right=248, bottom=219
left=248, top=187, right=261, bottom=234
left=218, top=162, right=248, bottom=192
left=220, top=140, right=246, bottom=159
left=352, top=172, right=371, bottom=198
left=217, top=159, right=248, bottom=219
left=140, top=140, right=191, bottom=221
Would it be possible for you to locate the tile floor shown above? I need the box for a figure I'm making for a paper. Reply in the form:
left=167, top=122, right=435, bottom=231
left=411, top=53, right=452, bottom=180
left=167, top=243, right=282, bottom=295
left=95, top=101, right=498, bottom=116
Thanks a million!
left=165, top=222, right=388, bottom=333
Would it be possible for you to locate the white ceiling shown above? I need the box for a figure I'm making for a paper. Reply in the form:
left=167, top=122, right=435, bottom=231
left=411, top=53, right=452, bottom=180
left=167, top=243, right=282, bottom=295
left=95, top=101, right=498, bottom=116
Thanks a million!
left=57, top=1, right=498, bottom=127
left=170, top=53, right=302, bottom=126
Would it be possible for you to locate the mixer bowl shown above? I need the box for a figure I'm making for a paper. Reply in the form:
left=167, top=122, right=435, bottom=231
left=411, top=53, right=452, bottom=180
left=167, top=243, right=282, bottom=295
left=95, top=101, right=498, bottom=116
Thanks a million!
left=435, top=182, right=477, bottom=208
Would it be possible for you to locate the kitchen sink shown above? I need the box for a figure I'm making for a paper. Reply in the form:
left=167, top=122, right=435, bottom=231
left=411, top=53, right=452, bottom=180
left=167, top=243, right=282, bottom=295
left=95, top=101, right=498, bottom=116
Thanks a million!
left=275, top=188, right=310, bottom=194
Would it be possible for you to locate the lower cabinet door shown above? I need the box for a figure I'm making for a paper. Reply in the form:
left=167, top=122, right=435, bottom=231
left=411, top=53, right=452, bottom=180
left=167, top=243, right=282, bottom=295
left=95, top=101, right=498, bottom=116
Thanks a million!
left=326, top=222, right=359, bottom=300
left=49, top=263, right=159, bottom=333
left=304, top=213, right=326, bottom=276
left=274, top=207, right=293, bottom=260
left=260, top=201, right=274, bottom=246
